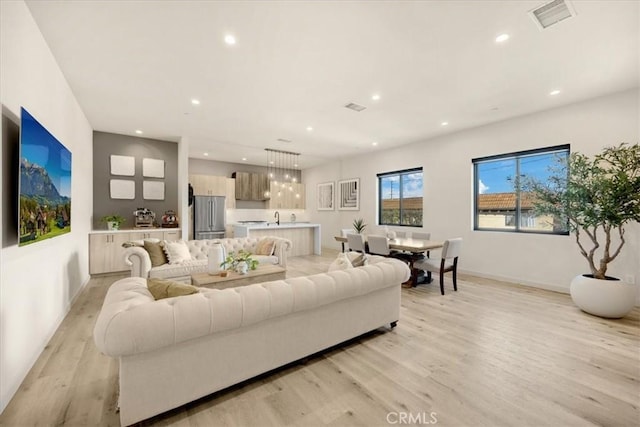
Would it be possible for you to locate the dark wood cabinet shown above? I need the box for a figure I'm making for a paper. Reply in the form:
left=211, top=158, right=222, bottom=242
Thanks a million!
left=233, top=172, right=269, bottom=201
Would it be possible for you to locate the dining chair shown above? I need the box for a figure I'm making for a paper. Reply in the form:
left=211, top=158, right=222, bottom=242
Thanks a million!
left=411, top=231, right=431, bottom=240
left=394, top=231, right=407, bottom=238
left=411, top=231, right=431, bottom=258
left=413, top=238, right=462, bottom=295
left=340, top=228, right=356, bottom=252
left=367, top=235, right=391, bottom=256
left=346, top=233, right=366, bottom=253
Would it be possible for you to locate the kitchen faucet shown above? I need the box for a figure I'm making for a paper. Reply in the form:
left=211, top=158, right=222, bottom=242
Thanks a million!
left=274, top=211, right=280, bottom=226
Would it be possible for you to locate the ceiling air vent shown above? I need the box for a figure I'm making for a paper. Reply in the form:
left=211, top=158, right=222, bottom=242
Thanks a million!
left=277, top=138, right=292, bottom=143
left=529, top=0, right=576, bottom=30
left=344, top=102, right=367, bottom=112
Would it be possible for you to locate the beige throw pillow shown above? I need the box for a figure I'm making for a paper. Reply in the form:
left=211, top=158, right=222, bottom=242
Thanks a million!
left=255, top=238, right=275, bottom=256
left=163, top=240, right=192, bottom=264
left=144, top=240, right=168, bottom=267
left=346, top=252, right=368, bottom=267
left=147, top=278, right=199, bottom=300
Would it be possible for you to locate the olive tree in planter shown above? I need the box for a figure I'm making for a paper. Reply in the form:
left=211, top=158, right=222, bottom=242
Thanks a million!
left=525, top=143, right=640, bottom=318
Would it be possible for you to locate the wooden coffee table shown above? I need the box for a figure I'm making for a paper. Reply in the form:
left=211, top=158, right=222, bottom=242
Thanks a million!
left=191, top=264, right=287, bottom=289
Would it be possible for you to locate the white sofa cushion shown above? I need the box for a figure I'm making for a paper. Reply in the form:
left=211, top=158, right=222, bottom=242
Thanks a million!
left=149, top=259, right=208, bottom=279
left=163, top=240, right=192, bottom=264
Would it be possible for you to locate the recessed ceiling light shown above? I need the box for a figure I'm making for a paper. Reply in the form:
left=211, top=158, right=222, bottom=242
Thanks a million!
left=191, top=99, right=200, bottom=105
left=495, top=33, right=510, bottom=43
left=203, top=152, right=209, bottom=156
left=306, top=126, right=313, bottom=132
left=242, top=157, right=247, bottom=161
left=441, top=121, right=449, bottom=126
left=224, top=34, right=236, bottom=45
left=294, top=163, right=298, bottom=167
left=372, top=142, right=378, bottom=146
left=371, top=94, right=381, bottom=101
left=549, top=89, right=561, bottom=96
left=135, top=130, right=143, bottom=134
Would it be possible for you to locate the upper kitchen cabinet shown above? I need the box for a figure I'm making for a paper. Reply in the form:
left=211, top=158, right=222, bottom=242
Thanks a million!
left=233, top=172, right=269, bottom=201
left=190, top=174, right=227, bottom=196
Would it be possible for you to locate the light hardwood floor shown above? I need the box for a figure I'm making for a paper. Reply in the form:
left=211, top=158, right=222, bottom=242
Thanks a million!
left=1, top=250, right=639, bottom=426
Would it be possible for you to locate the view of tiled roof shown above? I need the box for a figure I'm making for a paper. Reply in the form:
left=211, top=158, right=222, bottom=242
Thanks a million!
left=477, top=192, right=535, bottom=211
left=381, top=197, right=422, bottom=210
left=381, top=194, right=536, bottom=211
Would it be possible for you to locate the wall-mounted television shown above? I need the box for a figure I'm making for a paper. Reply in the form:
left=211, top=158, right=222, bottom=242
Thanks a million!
left=19, top=107, right=72, bottom=246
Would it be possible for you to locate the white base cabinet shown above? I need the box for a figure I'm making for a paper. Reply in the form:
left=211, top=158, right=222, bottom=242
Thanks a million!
left=89, top=229, right=181, bottom=275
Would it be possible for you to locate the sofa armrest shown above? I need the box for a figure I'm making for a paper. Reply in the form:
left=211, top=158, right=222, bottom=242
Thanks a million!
left=271, top=237, right=292, bottom=268
left=123, top=246, right=152, bottom=278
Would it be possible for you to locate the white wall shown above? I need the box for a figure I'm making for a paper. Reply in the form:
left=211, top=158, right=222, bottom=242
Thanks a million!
left=305, top=89, right=640, bottom=294
left=0, top=1, right=93, bottom=413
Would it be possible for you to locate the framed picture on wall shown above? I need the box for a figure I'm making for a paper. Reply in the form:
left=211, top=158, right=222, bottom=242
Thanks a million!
left=317, top=182, right=334, bottom=211
left=143, top=158, right=165, bottom=178
left=110, top=155, right=135, bottom=176
left=338, top=178, right=359, bottom=211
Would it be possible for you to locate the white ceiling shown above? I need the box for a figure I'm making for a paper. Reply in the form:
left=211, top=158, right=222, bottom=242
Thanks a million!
left=26, top=0, right=639, bottom=169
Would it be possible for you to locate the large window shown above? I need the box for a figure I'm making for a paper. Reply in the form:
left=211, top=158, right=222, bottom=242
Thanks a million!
left=378, top=168, right=423, bottom=226
left=473, top=145, right=569, bottom=234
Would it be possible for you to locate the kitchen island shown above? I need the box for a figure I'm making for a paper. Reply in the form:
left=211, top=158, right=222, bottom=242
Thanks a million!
left=233, top=223, right=321, bottom=256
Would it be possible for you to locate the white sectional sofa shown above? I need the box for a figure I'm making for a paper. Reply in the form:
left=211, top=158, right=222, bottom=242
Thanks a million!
left=93, top=256, right=410, bottom=426
left=123, top=236, right=291, bottom=283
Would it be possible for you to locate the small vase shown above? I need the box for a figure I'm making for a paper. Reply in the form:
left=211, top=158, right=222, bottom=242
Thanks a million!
left=107, top=221, right=119, bottom=231
left=236, top=261, right=248, bottom=275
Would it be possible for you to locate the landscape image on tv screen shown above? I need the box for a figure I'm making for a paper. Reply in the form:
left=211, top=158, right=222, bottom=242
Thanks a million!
left=19, top=107, right=72, bottom=246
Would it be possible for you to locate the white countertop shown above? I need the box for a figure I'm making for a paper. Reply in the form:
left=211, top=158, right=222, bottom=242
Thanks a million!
left=90, top=227, right=180, bottom=234
left=233, top=222, right=319, bottom=230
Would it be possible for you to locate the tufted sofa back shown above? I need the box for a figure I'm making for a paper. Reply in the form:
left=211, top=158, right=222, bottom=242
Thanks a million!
left=186, top=237, right=262, bottom=260
left=94, top=257, right=410, bottom=357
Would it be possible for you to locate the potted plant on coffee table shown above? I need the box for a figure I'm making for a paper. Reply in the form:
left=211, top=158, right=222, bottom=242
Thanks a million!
left=100, top=214, right=126, bottom=231
left=221, top=250, right=259, bottom=275
left=525, top=143, right=639, bottom=318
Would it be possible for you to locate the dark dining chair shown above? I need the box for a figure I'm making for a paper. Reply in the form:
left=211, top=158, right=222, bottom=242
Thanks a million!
left=413, top=238, right=463, bottom=295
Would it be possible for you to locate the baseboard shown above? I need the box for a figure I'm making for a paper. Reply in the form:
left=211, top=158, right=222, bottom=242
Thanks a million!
left=459, top=269, right=640, bottom=307
left=458, top=269, right=570, bottom=295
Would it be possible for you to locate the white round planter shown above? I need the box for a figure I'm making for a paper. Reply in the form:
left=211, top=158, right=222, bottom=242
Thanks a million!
left=570, top=274, right=637, bottom=319
left=107, top=221, right=120, bottom=231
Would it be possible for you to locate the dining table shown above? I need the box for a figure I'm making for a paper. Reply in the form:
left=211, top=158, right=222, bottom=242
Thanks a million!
left=333, top=235, right=444, bottom=287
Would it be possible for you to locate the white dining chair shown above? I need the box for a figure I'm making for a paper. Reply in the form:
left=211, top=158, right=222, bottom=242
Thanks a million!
left=346, top=233, right=366, bottom=253
left=411, top=231, right=431, bottom=240
left=340, top=228, right=356, bottom=252
left=394, top=231, right=407, bottom=238
left=367, top=235, right=391, bottom=256
left=411, top=232, right=432, bottom=258
left=413, top=238, right=462, bottom=295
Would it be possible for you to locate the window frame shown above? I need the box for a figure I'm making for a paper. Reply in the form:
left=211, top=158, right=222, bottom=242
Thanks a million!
left=377, top=167, right=423, bottom=227
left=472, top=144, right=570, bottom=235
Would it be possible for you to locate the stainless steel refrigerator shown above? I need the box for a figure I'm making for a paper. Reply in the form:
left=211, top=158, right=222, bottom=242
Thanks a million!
left=194, top=196, right=226, bottom=239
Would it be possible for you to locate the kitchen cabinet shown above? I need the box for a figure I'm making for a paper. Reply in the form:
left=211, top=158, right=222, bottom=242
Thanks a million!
left=130, top=230, right=180, bottom=241
left=268, top=182, right=305, bottom=209
left=89, top=228, right=181, bottom=274
left=233, top=172, right=269, bottom=201
left=190, top=174, right=226, bottom=196
left=129, top=230, right=164, bottom=240
left=89, top=233, right=131, bottom=274
left=225, top=178, right=236, bottom=209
